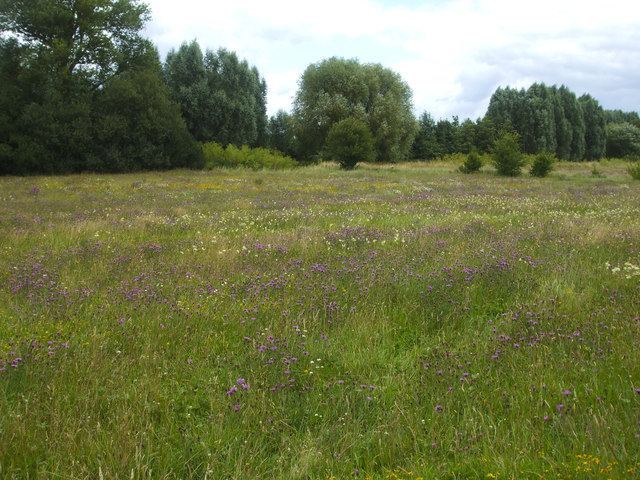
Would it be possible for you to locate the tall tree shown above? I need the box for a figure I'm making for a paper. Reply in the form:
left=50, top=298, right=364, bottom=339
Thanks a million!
left=162, top=41, right=212, bottom=142
left=293, top=57, right=415, bottom=163
left=268, top=110, right=296, bottom=158
left=458, top=118, right=477, bottom=154
left=163, top=42, right=268, bottom=148
left=411, top=112, right=439, bottom=160
left=485, top=86, right=526, bottom=134
left=604, top=110, right=640, bottom=127
left=580, top=94, right=607, bottom=160
left=558, top=86, right=585, bottom=160
left=1, top=0, right=199, bottom=174
left=0, top=0, right=150, bottom=91
left=474, top=116, right=497, bottom=154
left=606, top=123, right=640, bottom=158
left=89, top=46, right=203, bottom=172
left=435, top=117, right=459, bottom=156
left=205, top=48, right=268, bottom=147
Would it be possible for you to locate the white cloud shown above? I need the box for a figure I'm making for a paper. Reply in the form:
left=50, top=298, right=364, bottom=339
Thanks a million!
left=144, top=0, right=640, bottom=119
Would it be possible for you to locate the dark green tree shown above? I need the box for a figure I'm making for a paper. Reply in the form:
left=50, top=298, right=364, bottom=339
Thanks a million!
left=0, top=0, right=150, bottom=91
left=519, top=83, right=556, bottom=155
left=435, top=117, right=459, bottom=156
left=162, top=41, right=212, bottom=142
left=163, top=42, right=268, bottom=147
left=458, top=118, right=476, bottom=154
left=579, top=94, right=606, bottom=160
left=557, top=86, right=585, bottom=160
left=411, top=112, right=439, bottom=160
left=492, top=131, right=525, bottom=176
left=293, top=57, right=415, bottom=163
left=89, top=49, right=203, bottom=172
left=268, top=110, right=296, bottom=158
left=486, top=86, right=526, bottom=134
left=205, top=48, right=268, bottom=147
left=474, top=116, right=497, bottom=154
left=326, top=117, right=375, bottom=170
left=604, top=110, right=640, bottom=128
left=606, top=123, right=640, bottom=159
left=0, top=0, right=198, bottom=174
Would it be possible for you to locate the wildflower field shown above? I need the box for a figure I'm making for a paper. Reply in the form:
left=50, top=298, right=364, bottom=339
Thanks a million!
left=1, top=160, right=639, bottom=479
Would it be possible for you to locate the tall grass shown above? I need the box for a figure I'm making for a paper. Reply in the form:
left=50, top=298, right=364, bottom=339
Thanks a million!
left=1, top=161, right=639, bottom=479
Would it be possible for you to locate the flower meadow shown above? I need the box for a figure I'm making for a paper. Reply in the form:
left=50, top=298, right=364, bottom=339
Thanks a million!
left=1, top=162, right=639, bottom=479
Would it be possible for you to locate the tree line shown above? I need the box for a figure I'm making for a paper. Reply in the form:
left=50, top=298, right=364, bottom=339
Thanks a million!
left=1, top=0, right=639, bottom=175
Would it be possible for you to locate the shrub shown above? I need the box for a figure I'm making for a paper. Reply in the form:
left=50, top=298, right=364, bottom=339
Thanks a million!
left=459, top=149, right=483, bottom=173
left=530, top=152, right=556, bottom=177
left=492, top=132, right=525, bottom=176
left=628, top=161, right=640, bottom=180
left=202, top=142, right=297, bottom=170
left=325, top=118, right=375, bottom=170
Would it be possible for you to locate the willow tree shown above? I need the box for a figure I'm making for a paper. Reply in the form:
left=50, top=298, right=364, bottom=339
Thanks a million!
left=293, top=57, right=415, bottom=163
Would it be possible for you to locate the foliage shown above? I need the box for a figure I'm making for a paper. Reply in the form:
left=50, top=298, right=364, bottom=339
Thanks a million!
left=459, top=149, right=483, bottom=173
left=474, top=116, right=498, bottom=154
left=0, top=0, right=150, bottom=91
left=604, top=109, right=640, bottom=128
left=485, top=84, right=602, bottom=161
left=89, top=62, right=204, bottom=172
left=410, top=112, right=439, bottom=160
left=202, top=142, right=297, bottom=170
left=530, top=151, right=556, bottom=177
left=325, top=117, right=375, bottom=170
left=434, top=117, right=460, bottom=157
left=579, top=94, right=607, bottom=161
left=0, top=0, right=201, bottom=174
left=606, top=122, right=640, bottom=159
left=293, top=57, right=415, bottom=163
left=163, top=41, right=268, bottom=147
left=268, top=110, right=296, bottom=158
left=627, top=161, right=640, bottom=180
left=492, top=131, right=525, bottom=176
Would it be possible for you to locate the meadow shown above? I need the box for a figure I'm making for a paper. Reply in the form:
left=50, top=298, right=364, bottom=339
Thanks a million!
left=1, top=159, right=639, bottom=479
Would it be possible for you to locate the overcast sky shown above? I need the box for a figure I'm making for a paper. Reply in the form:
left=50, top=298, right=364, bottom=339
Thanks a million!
left=143, top=0, right=640, bottom=121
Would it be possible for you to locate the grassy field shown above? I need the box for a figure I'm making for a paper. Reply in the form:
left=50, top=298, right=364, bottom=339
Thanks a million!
left=1, top=160, right=639, bottom=479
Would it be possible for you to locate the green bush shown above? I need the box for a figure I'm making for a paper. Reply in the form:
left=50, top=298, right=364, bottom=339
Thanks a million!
left=326, top=118, right=375, bottom=170
left=459, top=149, right=483, bottom=173
left=202, top=142, right=297, bottom=170
left=530, top=152, right=556, bottom=177
left=492, top=132, right=525, bottom=176
left=628, top=161, right=640, bottom=180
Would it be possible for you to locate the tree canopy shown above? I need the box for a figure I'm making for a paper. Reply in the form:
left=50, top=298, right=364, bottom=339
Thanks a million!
left=485, top=83, right=598, bottom=160
left=1, top=1, right=638, bottom=174
left=163, top=41, right=268, bottom=148
left=0, top=0, right=202, bottom=174
left=293, top=57, right=415, bottom=163
left=0, top=0, right=150, bottom=90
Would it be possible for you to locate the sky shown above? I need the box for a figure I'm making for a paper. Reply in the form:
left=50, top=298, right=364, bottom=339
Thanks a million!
left=143, top=0, right=640, bottom=121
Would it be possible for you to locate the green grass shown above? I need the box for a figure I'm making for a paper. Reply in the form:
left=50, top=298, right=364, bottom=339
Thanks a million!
left=1, top=160, right=639, bottom=479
